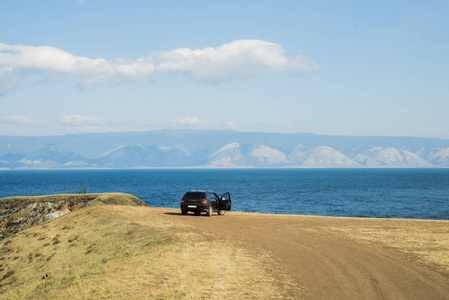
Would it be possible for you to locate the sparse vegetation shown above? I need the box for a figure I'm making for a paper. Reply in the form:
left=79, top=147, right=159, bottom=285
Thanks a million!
left=318, top=218, right=449, bottom=274
left=0, top=192, right=146, bottom=211
left=1, top=270, right=15, bottom=282
left=0, top=193, right=148, bottom=240
left=76, top=187, right=87, bottom=195
left=52, top=236, right=60, bottom=245
left=76, top=187, right=87, bottom=201
left=4, top=194, right=446, bottom=298
left=67, top=235, right=78, bottom=243
left=0, top=205, right=285, bottom=299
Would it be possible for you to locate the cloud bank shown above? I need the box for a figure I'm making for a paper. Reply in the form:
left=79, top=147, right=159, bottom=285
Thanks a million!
left=0, top=114, right=122, bottom=135
left=61, top=115, right=113, bottom=127
left=0, top=40, right=318, bottom=95
left=148, top=116, right=237, bottom=131
left=0, top=115, right=45, bottom=126
left=0, top=114, right=235, bottom=135
left=0, top=114, right=115, bottom=128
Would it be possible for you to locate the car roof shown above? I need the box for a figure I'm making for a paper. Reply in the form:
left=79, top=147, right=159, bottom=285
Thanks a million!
left=187, top=190, right=214, bottom=193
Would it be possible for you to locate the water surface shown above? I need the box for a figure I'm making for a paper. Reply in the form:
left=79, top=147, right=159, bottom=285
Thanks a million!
left=1, top=169, right=448, bottom=220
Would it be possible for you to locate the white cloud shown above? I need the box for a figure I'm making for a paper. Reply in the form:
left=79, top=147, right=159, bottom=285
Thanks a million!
left=0, top=40, right=318, bottom=94
left=226, top=122, right=238, bottom=130
left=148, top=116, right=238, bottom=131
left=155, top=39, right=318, bottom=84
left=0, top=43, right=155, bottom=91
left=61, top=115, right=111, bottom=127
left=169, top=116, right=209, bottom=127
left=0, top=115, right=47, bottom=126
left=163, top=116, right=212, bottom=129
left=0, top=115, right=134, bottom=136
left=0, top=115, right=111, bottom=128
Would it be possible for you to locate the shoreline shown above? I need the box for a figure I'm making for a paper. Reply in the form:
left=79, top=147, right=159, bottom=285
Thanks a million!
left=1, top=166, right=449, bottom=170
left=2, top=194, right=449, bottom=222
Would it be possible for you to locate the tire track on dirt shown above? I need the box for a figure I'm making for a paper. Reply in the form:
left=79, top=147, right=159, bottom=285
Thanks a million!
left=158, top=210, right=449, bottom=299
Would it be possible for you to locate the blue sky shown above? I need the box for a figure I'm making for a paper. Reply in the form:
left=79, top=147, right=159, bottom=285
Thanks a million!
left=0, top=0, right=448, bottom=138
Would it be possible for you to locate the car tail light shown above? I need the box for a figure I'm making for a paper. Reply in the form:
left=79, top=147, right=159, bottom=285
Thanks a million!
left=181, top=198, right=185, bottom=202
left=202, top=199, right=208, bottom=203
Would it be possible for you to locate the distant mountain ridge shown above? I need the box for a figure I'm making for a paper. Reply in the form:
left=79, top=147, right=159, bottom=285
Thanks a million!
left=1, top=130, right=449, bottom=168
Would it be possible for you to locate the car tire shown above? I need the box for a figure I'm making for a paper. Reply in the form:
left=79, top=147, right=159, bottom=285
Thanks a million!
left=181, top=210, right=187, bottom=215
left=218, top=210, right=225, bottom=216
left=207, top=206, right=213, bottom=217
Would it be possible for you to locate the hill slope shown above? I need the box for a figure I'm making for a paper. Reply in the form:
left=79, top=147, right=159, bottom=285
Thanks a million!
left=0, top=205, right=287, bottom=299
left=0, top=199, right=448, bottom=298
left=0, top=193, right=146, bottom=239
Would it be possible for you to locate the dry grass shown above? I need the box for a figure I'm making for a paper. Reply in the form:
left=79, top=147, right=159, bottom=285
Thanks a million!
left=0, top=193, right=146, bottom=209
left=305, top=217, right=449, bottom=274
left=1, top=200, right=447, bottom=299
left=0, top=205, right=284, bottom=299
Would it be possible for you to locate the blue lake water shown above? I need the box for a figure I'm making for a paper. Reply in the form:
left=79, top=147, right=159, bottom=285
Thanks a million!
left=1, top=169, right=448, bottom=220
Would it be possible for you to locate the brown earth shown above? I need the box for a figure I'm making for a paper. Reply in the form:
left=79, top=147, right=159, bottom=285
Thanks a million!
left=1, top=199, right=448, bottom=299
left=156, top=208, right=449, bottom=300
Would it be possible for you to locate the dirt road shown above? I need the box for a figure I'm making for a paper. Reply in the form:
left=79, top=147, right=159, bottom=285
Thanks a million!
left=156, top=208, right=449, bottom=299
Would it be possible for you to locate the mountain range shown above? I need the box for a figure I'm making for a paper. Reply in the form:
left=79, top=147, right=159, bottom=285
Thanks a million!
left=1, top=130, right=449, bottom=169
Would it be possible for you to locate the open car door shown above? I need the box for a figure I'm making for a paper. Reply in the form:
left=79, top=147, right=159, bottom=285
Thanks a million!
left=218, top=192, right=231, bottom=211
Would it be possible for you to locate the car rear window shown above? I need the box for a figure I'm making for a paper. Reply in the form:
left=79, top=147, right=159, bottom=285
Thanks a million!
left=183, top=192, right=206, bottom=200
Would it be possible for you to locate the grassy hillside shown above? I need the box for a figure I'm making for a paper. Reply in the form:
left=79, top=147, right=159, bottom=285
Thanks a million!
left=0, top=193, right=147, bottom=240
left=0, top=193, right=146, bottom=210
left=4, top=193, right=447, bottom=298
left=0, top=204, right=287, bottom=299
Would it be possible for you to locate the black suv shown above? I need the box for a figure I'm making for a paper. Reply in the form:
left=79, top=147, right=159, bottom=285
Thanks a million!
left=181, top=190, right=231, bottom=216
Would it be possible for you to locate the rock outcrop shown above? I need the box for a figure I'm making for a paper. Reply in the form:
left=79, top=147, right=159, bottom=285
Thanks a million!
left=0, top=193, right=148, bottom=239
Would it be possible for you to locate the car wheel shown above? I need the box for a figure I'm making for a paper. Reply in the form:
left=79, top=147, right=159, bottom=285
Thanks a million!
left=207, top=206, right=213, bottom=217
left=218, top=210, right=225, bottom=216
left=181, top=210, right=187, bottom=215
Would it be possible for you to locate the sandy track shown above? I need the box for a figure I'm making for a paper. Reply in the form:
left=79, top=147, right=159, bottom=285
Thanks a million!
left=155, top=208, right=449, bottom=299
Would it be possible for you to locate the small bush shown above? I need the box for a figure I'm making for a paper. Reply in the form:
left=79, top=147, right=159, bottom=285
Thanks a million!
left=76, top=187, right=87, bottom=194
left=68, top=235, right=79, bottom=243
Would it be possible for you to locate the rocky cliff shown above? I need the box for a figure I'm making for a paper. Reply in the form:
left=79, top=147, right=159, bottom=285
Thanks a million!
left=0, top=193, right=148, bottom=239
